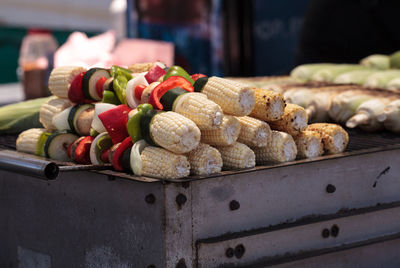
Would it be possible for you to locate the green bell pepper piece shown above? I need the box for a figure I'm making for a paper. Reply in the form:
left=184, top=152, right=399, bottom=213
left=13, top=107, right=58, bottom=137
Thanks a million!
left=164, top=65, right=194, bottom=85
left=126, top=104, right=153, bottom=143
left=110, top=65, right=133, bottom=80
left=102, top=90, right=121, bottom=105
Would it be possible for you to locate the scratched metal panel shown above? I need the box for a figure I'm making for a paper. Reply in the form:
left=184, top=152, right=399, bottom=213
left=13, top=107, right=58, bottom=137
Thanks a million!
left=191, top=149, right=400, bottom=240
left=0, top=170, right=165, bottom=268
left=196, top=205, right=400, bottom=267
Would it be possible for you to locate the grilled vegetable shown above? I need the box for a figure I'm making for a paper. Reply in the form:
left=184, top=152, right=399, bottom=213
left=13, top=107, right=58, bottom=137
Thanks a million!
left=194, top=77, right=256, bottom=116
left=290, top=63, right=334, bottom=81
left=126, top=73, right=149, bottom=108
left=98, top=104, right=131, bottom=144
left=250, top=88, right=285, bottom=121
left=235, top=116, right=271, bottom=147
left=360, top=54, right=390, bottom=70
left=252, top=130, right=297, bottom=164
left=267, top=103, right=308, bottom=136
left=40, top=97, right=72, bottom=131
left=163, top=65, right=194, bottom=85
left=389, top=51, right=400, bottom=69
left=69, top=136, right=95, bottom=164
left=283, top=87, right=314, bottom=108
left=215, top=142, right=255, bottom=169
left=112, top=137, right=133, bottom=172
left=386, top=78, right=400, bottom=91
left=52, top=106, right=72, bottom=131
left=145, top=64, right=167, bottom=84
left=128, top=62, right=163, bottom=73
left=48, top=66, right=87, bottom=99
left=294, top=131, right=323, bottom=159
left=89, top=132, right=113, bottom=165
left=44, top=131, right=79, bottom=161
left=68, top=104, right=95, bottom=136
left=102, top=90, right=121, bottom=105
left=91, top=103, right=117, bottom=134
left=377, top=99, right=400, bottom=133
left=306, top=123, right=349, bottom=154
left=16, top=128, right=49, bottom=156
left=82, top=68, right=111, bottom=101
left=200, top=115, right=241, bottom=146
left=126, top=103, right=153, bottom=143
left=110, top=66, right=133, bottom=104
left=334, top=70, right=376, bottom=85
left=186, top=143, right=222, bottom=175
left=312, top=64, right=368, bottom=82
left=68, top=71, right=87, bottom=103
left=140, top=82, right=160, bottom=104
left=364, top=70, right=400, bottom=89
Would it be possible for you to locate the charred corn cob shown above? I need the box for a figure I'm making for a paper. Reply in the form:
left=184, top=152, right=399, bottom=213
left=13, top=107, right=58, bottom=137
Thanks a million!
left=48, top=66, right=86, bottom=98
left=200, top=115, right=241, bottom=146
left=39, top=97, right=72, bottom=131
left=186, top=143, right=223, bottom=175
left=360, top=54, right=390, bottom=70
left=249, top=88, right=285, bottom=121
left=312, top=64, right=368, bottom=82
left=252, top=130, right=297, bottom=164
left=16, top=128, right=48, bottom=156
left=173, top=92, right=223, bottom=129
left=150, top=111, right=201, bottom=154
left=306, top=123, right=349, bottom=154
left=294, top=131, right=324, bottom=159
left=235, top=116, right=271, bottom=147
left=141, top=146, right=190, bottom=179
left=290, top=63, right=335, bottom=81
left=215, top=142, right=255, bottom=169
left=364, top=70, right=400, bottom=89
left=334, top=70, right=377, bottom=85
left=267, top=103, right=308, bottom=136
left=377, top=99, right=400, bottom=133
left=195, top=76, right=256, bottom=116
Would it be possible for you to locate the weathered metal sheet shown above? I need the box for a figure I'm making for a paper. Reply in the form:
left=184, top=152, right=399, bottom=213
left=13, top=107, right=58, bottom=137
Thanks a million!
left=196, top=205, right=400, bottom=267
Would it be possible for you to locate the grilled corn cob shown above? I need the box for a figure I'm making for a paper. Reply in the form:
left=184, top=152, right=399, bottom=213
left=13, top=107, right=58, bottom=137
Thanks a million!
left=252, top=130, right=297, bottom=164
left=186, top=143, right=223, bottom=175
left=196, top=76, right=256, bottom=116
left=39, top=97, right=72, bottom=131
left=377, top=99, right=400, bottom=133
left=215, top=142, right=255, bottom=169
left=235, top=116, right=271, bottom=147
left=294, top=131, right=324, bottom=159
left=306, top=123, right=349, bottom=154
left=267, top=103, right=308, bottom=136
left=200, top=115, right=241, bottom=146
left=312, top=64, right=368, bottom=83
left=16, top=128, right=48, bottom=156
left=48, top=66, right=86, bottom=98
left=360, top=54, right=390, bottom=70
left=386, top=78, right=400, bottom=91
left=150, top=111, right=201, bottom=154
left=249, top=88, right=285, bottom=121
left=141, top=146, right=190, bottom=179
left=174, top=92, right=223, bottom=129
left=364, top=70, right=400, bottom=89
left=290, top=63, right=335, bottom=81
left=283, top=87, right=314, bottom=108
left=334, top=70, right=377, bottom=85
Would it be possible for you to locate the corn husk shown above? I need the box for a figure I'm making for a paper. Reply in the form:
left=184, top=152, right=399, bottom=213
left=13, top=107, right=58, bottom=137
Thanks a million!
left=290, top=63, right=334, bottom=81
left=311, top=64, right=368, bottom=83
left=364, top=70, right=400, bottom=89
left=334, top=70, right=377, bottom=85
left=360, top=54, right=390, bottom=70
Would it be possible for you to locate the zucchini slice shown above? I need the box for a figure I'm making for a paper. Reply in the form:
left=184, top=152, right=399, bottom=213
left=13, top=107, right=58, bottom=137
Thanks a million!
left=69, top=104, right=94, bottom=135
left=44, top=131, right=79, bottom=161
left=160, top=87, right=187, bottom=111
left=140, top=109, right=159, bottom=146
left=82, top=68, right=111, bottom=101
left=89, top=132, right=113, bottom=165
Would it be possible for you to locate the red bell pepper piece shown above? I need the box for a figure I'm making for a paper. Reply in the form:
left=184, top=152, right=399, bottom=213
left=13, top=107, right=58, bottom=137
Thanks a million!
left=68, top=71, right=86, bottom=103
left=75, top=136, right=95, bottom=164
left=145, top=64, right=167, bottom=84
left=134, top=84, right=147, bottom=101
left=191, top=73, right=207, bottom=81
left=101, top=148, right=110, bottom=163
left=96, top=76, right=108, bottom=99
left=112, top=136, right=133, bottom=172
left=148, top=76, right=194, bottom=110
left=98, top=104, right=132, bottom=144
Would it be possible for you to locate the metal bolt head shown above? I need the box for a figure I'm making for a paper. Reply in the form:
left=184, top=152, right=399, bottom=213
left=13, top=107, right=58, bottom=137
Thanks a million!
left=176, top=193, right=187, bottom=206
left=176, top=258, right=186, bottom=268
left=234, top=244, right=245, bottom=259
left=326, top=184, right=336, bottom=193
left=225, top=247, right=234, bottom=258
left=322, top=228, right=330, bottom=238
left=229, top=200, right=240, bottom=211
left=331, top=224, right=340, bottom=237
left=145, top=194, right=156, bottom=204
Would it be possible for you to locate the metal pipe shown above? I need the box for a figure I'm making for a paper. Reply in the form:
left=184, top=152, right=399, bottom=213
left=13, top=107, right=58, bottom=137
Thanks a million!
left=0, top=150, right=59, bottom=180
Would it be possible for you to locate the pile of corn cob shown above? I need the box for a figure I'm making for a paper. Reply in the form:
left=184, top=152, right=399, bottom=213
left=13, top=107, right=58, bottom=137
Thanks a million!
left=16, top=64, right=349, bottom=180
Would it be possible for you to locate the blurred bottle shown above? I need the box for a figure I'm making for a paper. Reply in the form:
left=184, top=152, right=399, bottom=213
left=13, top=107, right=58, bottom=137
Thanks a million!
left=18, top=29, right=58, bottom=100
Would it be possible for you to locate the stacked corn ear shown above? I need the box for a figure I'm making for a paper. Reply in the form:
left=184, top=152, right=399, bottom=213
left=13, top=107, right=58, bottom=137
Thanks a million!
left=311, top=64, right=368, bottom=83
left=290, top=63, right=335, bottom=81
left=150, top=111, right=201, bottom=154
left=386, top=78, right=400, bottom=91
left=360, top=54, right=390, bottom=70
left=39, top=97, right=72, bottom=130
left=235, top=116, right=271, bottom=147
left=249, top=88, right=285, bottom=121
left=48, top=66, right=86, bottom=98
left=186, top=143, right=222, bottom=175
left=364, top=70, right=400, bottom=89
left=200, top=115, right=241, bottom=146
left=16, top=128, right=48, bottom=156
left=199, top=77, right=256, bottom=116
left=141, top=146, right=190, bottom=179
left=283, top=87, right=314, bottom=108
left=294, top=131, right=324, bottom=159
left=377, top=99, right=400, bottom=133
left=334, top=70, right=377, bottom=85
left=215, top=142, right=255, bottom=169
left=306, top=123, right=349, bottom=154
left=267, top=103, right=308, bottom=136
left=252, top=130, right=297, bottom=164
left=173, top=92, right=223, bottom=129
left=389, top=51, right=400, bottom=69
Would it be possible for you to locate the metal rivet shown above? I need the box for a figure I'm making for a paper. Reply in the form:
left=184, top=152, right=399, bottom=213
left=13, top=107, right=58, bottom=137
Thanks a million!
left=145, top=194, right=156, bottom=204
left=176, top=194, right=187, bottom=206
left=225, top=248, right=234, bottom=258
left=331, top=224, right=340, bottom=237
left=176, top=258, right=186, bottom=268
left=229, top=200, right=240, bottom=211
left=234, top=244, right=245, bottom=259
left=326, top=184, right=336, bottom=193
left=322, top=228, right=330, bottom=238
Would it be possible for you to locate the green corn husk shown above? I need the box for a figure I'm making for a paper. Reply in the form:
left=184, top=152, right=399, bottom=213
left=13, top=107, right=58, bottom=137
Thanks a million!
left=364, top=70, right=400, bottom=89
left=386, top=77, right=400, bottom=91
left=311, top=64, right=368, bottom=83
left=377, top=99, right=400, bottom=133
left=389, top=51, right=400, bottom=69
left=0, top=97, right=51, bottom=134
left=290, top=63, right=334, bottom=81
left=334, top=70, right=377, bottom=85
left=360, top=54, right=390, bottom=70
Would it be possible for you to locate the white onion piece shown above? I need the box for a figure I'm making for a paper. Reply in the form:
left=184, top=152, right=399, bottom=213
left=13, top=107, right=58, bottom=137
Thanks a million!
left=91, top=103, right=116, bottom=133
left=130, top=139, right=149, bottom=176
left=126, top=74, right=149, bottom=108
left=52, top=106, right=72, bottom=131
